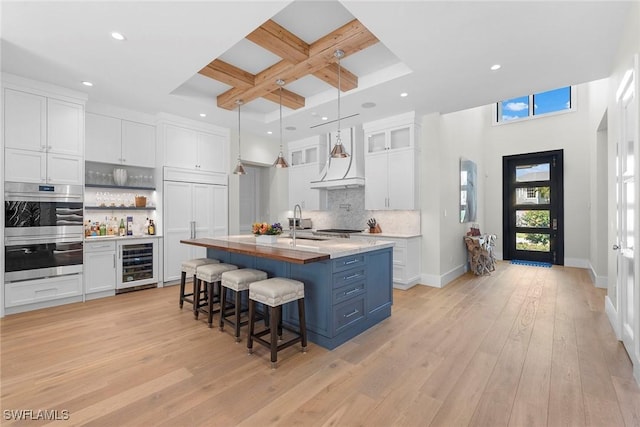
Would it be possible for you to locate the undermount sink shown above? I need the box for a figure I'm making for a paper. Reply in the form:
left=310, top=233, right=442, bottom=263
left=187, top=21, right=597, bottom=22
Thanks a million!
left=292, top=236, right=327, bottom=241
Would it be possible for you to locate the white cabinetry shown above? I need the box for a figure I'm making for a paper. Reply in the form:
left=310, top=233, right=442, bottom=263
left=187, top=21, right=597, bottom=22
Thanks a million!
left=163, top=168, right=228, bottom=282
left=161, top=122, right=228, bottom=173
left=86, top=112, right=156, bottom=168
left=84, top=240, right=116, bottom=299
left=4, top=87, right=84, bottom=185
left=363, top=112, right=419, bottom=210
left=356, top=234, right=421, bottom=289
left=4, top=274, right=83, bottom=308
left=288, top=136, right=327, bottom=210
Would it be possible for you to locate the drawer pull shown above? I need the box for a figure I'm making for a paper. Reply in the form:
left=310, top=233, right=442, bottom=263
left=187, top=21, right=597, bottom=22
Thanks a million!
left=343, top=273, right=361, bottom=281
left=35, top=288, right=57, bottom=293
left=344, top=309, right=359, bottom=318
left=344, top=288, right=360, bottom=296
left=344, top=259, right=359, bottom=265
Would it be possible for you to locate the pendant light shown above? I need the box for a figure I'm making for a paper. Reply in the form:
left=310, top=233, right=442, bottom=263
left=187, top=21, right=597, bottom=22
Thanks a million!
left=232, top=99, right=246, bottom=175
left=273, top=79, right=289, bottom=168
left=330, top=49, right=349, bottom=158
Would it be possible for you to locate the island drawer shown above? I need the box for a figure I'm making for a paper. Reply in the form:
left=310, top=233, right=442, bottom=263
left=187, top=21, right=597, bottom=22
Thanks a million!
left=332, top=267, right=366, bottom=289
left=333, top=296, right=365, bottom=335
left=332, top=255, right=365, bottom=273
left=333, top=280, right=366, bottom=304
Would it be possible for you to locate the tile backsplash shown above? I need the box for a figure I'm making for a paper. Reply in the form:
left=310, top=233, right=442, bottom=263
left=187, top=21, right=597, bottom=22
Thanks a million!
left=288, top=187, right=420, bottom=235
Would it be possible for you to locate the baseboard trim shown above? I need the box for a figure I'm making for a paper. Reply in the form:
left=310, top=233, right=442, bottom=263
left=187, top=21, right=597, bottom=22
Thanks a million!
left=418, top=264, right=466, bottom=289
left=564, top=257, right=589, bottom=269
left=588, top=262, right=608, bottom=289
left=605, top=295, right=621, bottom=339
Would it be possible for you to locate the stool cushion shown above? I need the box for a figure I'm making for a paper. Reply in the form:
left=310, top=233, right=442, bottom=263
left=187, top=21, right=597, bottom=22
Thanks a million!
left=221, top=269, right=268, bottom=292
left=249, top=278, right=304, bottom=307
left=196, top=263, right=238, bottom=283
left=181, top=258, right=220, bottom=277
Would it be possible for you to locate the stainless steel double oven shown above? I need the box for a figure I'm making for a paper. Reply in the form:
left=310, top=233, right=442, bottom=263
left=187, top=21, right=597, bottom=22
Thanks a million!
left=4, top=182, right=84, bottom=283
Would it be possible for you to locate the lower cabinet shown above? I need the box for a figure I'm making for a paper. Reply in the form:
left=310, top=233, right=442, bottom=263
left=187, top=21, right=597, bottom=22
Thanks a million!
left=355, top=235, right=421, bottom=289
left=84, top=241, right=116, bottom=299
left=5, top=274, right=83, bottom=309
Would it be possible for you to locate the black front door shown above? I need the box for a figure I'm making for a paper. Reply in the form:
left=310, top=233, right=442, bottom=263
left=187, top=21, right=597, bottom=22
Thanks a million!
left=502, top=150, right=564, bottom=265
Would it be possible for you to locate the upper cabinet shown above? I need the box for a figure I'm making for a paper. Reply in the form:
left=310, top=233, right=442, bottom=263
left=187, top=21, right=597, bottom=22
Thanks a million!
left=363, top=112, right=420, bottom=210
left=86, top=112, right=155, bottom=168
left=288, top=135, right=327, bottom=210
left=159, top=118, right=229, bottom=174
left=4, top=85, right=85, bottom=185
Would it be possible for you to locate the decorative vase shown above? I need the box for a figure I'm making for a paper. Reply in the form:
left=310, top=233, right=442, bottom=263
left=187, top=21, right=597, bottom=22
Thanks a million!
left=255, top=234, right=279, bottom=244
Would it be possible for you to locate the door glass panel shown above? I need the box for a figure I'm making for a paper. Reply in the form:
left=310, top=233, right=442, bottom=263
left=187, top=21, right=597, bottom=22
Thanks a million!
left=625, top=257, right=635, bottom=327
left=501, top=95, right=529, bottom=121
left=305, top=147, right=317, bottom=164
left=516, top=232, right=550, bottom=252
left=368, top=132, right=386, bottom=153
left=390, top=127, right=410, bottom=149
left=623, top=88, right=636, bottom=175
left=624, top=180, right=635, bottom=250
left=516, top=163, right=550, bottom=182
left=291, top=150, right=303, bottom=166
left=516, top=210, right=550, bottom=228
left=515, top=186, right=550, bottom=204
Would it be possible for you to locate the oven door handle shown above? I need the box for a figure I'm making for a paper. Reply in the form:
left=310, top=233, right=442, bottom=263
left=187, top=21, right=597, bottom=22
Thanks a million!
left=5, top=236, right=84, bottom=246
left=52, top=248, right=83, bottom=254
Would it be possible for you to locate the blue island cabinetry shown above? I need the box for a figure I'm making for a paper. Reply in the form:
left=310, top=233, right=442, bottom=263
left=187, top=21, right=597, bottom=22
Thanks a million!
left=206, top=247, right=393, bottom=350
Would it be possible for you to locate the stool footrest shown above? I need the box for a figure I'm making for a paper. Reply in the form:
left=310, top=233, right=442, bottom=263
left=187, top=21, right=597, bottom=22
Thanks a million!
left=252, top=327, right=302, bottom=353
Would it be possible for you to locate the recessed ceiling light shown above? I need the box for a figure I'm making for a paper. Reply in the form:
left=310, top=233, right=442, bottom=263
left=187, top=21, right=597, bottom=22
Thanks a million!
left=111, top=32, right=126, bottom=41
left=400, top=92, right=408, bottom=97
left=362, top=102, right=376, bottom=109
left=199, top=113, right=207, bottom=117
left=285, top=126, right=296, bottom=131
left=321, top=116, right=328, bottom=121
left=82, top=81, right=93, bottom=87
left=267, top=131, right=273, bottom=135
left=490, top=64, right=501, bottom=71
left=310, top=112, right=318, bottom=117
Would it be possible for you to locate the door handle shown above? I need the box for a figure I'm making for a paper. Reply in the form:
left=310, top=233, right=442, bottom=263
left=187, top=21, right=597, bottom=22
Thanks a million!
left=190, top=221, right=196, bottom=239
left=612, top=244, right=620, bottom=250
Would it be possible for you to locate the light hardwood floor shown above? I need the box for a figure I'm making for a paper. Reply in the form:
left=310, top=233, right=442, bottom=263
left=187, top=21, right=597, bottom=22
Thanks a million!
left=1, top=262, right=639, bottom=426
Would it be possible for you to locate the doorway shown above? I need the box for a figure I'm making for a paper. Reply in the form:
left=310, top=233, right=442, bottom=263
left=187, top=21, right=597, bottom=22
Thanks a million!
left=502, top=150, right=564, bottom=264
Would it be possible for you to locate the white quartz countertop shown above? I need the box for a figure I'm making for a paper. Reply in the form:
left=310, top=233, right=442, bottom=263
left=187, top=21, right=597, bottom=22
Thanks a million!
left=217, top=234, right=395, bottom=259
left=357, top=231, right=422, bottom=239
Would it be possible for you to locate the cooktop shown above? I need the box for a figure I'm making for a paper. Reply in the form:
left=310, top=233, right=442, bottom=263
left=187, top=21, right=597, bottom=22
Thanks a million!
left=316, top=229, right=363, bottom=234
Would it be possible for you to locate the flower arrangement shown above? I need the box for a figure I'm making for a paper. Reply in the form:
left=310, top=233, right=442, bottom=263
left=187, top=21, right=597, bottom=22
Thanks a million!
left=252, top=222, right=283, bottom=236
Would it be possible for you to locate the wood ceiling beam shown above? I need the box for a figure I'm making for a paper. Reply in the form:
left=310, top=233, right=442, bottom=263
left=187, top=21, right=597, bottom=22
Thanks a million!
left=217, top=19, right=378, bottom=110
left=198, top=59, right=254, bottom=89
left=313, top=63, right=358, bottom=91
left=262, top=88, right=305, bottom=110
left=246, top=19, right=309, bottom=64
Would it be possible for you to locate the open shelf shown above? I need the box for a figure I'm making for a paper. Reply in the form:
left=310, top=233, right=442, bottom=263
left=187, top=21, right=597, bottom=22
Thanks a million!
left=85, top=184, right=156, bottom=191
left=85, top=206, right=156, bottom=211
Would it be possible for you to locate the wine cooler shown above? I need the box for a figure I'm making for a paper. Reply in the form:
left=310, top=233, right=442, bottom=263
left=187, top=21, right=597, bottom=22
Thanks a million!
left=117, top=238, right=158, bottom=290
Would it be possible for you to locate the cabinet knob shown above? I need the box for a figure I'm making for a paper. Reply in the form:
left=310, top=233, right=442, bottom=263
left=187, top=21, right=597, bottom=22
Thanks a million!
left=122, top=158, right=126, bottom=162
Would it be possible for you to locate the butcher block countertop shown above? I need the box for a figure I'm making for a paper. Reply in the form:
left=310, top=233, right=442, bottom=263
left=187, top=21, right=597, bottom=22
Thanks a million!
left=181, top=235, right=394, bottom=264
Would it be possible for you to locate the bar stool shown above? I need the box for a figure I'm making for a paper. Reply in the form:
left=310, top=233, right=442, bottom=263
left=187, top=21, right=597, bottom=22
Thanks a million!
left=179, top=258, right=220, bottom=310
left=194, top=263, right=238, bottom=327
left=247, top=278, right=307, bottom=368
left=219, top=269, right=268, bottom=342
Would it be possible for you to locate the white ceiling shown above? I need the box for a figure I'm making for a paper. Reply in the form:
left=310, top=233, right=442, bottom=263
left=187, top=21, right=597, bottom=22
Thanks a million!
left=1, top=1, right=632, bottom=144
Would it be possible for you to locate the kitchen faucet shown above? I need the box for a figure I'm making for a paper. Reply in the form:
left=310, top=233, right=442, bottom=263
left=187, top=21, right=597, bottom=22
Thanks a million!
left=292, top=204, right=302, bottom=247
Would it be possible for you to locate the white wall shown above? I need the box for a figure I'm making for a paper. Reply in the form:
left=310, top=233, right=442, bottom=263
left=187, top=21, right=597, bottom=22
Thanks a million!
left=227, top=129, right=287, bottom=234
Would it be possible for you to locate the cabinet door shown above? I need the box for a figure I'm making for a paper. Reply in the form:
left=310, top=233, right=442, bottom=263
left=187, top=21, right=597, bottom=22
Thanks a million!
left=4, top=148, right=46, bottom=183
left=47, top=153, right=84, bottom=185
left=122, top=120, right=156, bottom=168
left=4, top=89, right=47, bottom=152
left=192, top=183, right=215, bottom=241
left=366, top=131, right=386, bottom=154
left=364, top=152, right=388, bottom=210
left=163, top=181, right=194, bottom=282
left=164, top=125, right=197, bottom=169
left=85, top=250, right=116, bottom=293
left=85, top=112, right=121, bottom=164
left=197, top=132, right=226, bottom=172
left=47, top=98, right=84, bottom=156
left=387, top=149, right=415, bottom=210
left=212, top=185, right=229, bottom=237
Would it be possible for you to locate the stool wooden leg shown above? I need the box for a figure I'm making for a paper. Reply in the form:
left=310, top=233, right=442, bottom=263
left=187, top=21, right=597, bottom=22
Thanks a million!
left=194, top=279, right=201, bottom=319
left=270, top=305, right=278, bottom=369
left=234, top=289, right=242, bottom=342
left=298, top=298, right=307, bottom=352
left=219, top=286, right=227, bottom=331
left=179, top=271, right=187, bottom=308
left=277, top=306, right=283, bottom=339
left=207, top=281, right=215, bottom=328
left=247, top=300, right=255, bottom=354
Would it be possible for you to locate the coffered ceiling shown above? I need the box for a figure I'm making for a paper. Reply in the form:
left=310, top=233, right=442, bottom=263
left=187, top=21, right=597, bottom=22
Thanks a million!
left=0, top=1, right=634, bottom=143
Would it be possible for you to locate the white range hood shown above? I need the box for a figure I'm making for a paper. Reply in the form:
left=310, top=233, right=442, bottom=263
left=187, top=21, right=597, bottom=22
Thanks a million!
left=310, top=126, right=365, bottom=190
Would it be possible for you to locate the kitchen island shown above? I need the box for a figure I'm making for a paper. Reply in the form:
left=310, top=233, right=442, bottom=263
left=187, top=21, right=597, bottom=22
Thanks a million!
left=181, top=235, right=394, bottom=349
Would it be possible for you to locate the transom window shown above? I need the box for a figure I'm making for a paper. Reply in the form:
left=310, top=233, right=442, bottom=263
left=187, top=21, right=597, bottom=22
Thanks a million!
left=496, top=86, right=574, bottom=124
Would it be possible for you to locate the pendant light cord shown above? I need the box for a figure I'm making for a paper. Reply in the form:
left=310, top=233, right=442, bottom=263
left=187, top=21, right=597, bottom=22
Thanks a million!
left=337, top=52, right=342, bottom=143
left=279, top=85, right=283, bottom=152
left=237, top=100, right=241, bottom=160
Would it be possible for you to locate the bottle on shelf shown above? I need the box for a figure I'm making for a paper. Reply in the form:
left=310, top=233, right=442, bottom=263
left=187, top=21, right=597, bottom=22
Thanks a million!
left=119, top=218, right=126, bottom=237
left=144, top=217, right=150, bottom=235
left=99, top=217, right=107, bottom=236
left=148, top=220, right=156, bottom=235
left=127, top=216, right=133, bottom=236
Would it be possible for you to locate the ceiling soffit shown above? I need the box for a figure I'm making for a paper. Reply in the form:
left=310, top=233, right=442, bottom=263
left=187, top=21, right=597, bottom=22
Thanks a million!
left=197, top=18, right=379, bottom=111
